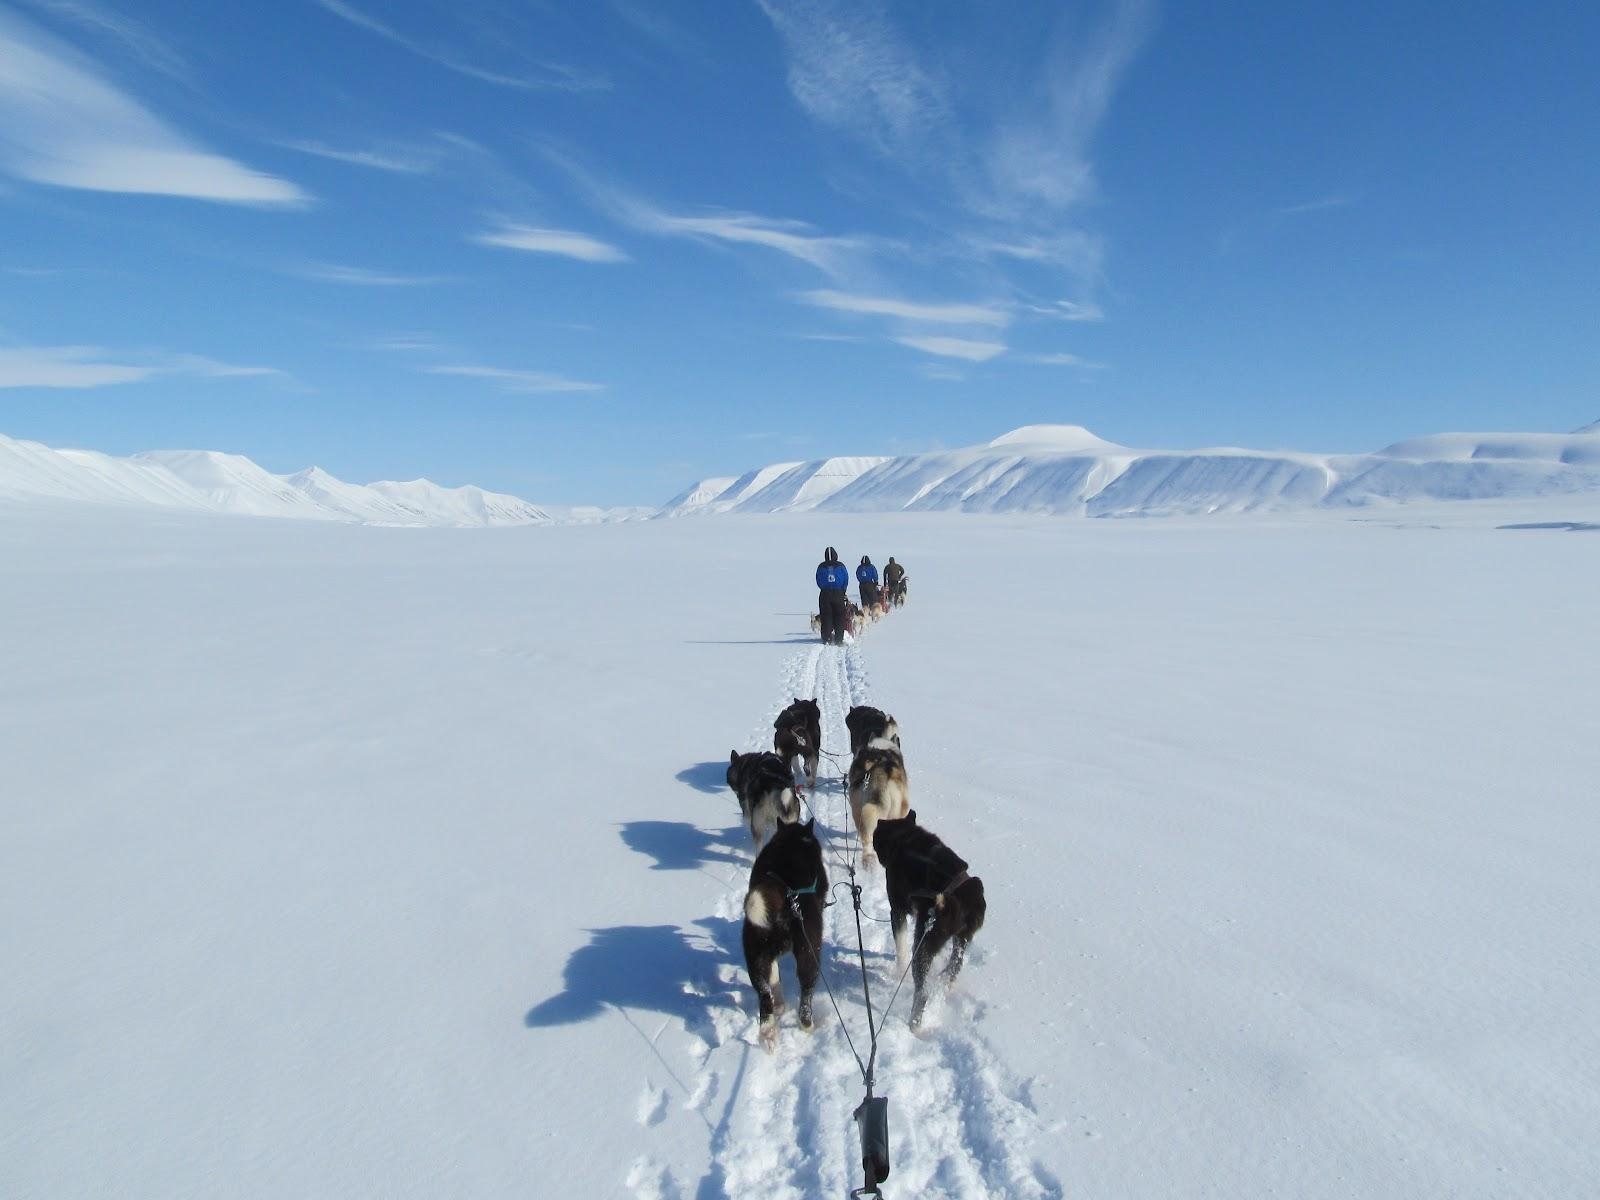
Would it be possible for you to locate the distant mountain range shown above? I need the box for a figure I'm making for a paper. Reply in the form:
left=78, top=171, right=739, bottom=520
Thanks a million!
left=0, top=434, right=559, bottom=527
left=658, top=422, right=1600, bottom=518
left=4, top=421, right=1598, bottom=526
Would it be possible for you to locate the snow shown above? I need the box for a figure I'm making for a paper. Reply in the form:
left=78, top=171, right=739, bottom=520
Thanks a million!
left=0, top=432, right=554, bottom=527
left=4, top=495, right=1599, bottom=1198
left=662, top=425, right=1600, bottom=517
left=732, top=456, right=893, bottom=512
left=985, top=424, right=1122, bottom=452
left=10, top=421, right=1600, bottom=527
left=367, top=479, right=552, bottom=527
left=660, top=475, right=739, bottom=515
left=136, top=449, right=344, bottom=519
left=1374, top=430, right=1600, bottom=466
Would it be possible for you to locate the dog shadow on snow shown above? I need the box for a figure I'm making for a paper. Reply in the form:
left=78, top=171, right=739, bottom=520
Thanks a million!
left=620, top=820, right=746, bottom=872
left=675, top=760, right=731, bottom=795
left=523, top=917, right=743, bottom=1029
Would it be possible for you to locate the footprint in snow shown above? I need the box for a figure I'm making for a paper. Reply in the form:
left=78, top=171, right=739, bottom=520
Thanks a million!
left=636, top=1082, right=669, bottom=1127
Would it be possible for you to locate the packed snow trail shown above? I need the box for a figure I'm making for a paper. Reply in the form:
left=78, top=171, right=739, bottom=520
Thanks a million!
left=629, top=637, right=1060, bottom=1199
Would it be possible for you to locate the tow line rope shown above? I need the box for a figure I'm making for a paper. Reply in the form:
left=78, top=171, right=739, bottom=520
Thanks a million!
left=791, top=750, right=939, bottom=1197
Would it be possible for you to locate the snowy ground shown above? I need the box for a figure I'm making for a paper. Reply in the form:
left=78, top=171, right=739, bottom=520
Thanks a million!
left=3, top=496, right=1598, bottom=1198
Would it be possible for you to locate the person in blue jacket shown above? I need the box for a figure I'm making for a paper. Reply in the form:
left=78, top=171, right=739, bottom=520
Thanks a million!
left=816, top=546, right=849, bottom=645
left=856, top=555, right=881, bottom=611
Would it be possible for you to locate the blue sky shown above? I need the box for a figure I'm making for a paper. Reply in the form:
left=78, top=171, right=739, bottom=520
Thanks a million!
left=1, top=0, right=1596, bottom=505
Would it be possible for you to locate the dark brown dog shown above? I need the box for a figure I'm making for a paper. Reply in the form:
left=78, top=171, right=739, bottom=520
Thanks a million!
left=872, top=810, right=985, bottom=1031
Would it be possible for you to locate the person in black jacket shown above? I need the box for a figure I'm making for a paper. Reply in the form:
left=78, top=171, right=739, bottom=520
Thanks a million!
left=883, top=557, right=906, bottom=605
left=815, top=546, right=849, bottom=645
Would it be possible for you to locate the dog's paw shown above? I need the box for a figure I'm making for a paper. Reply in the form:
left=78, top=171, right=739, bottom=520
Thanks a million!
left=758, top=1019, right=779, bottom=1053
left=798, top=1005, right=815, bottom=1032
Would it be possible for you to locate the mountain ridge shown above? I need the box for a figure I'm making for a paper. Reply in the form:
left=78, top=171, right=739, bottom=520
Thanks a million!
left=660, top=423, right=1600, bottom=517
left=1, top=434, right=561, bottom=527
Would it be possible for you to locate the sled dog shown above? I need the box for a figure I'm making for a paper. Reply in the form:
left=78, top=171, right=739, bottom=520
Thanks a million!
left=872, top=810, right=986, bottom=1031
left=845, top=705, right=900, bottom=756
left=847, top=736, right=909, bottom=864
left=742, top=818, right=828, bottom=1051
left=726, top=750, right=800, bottom=847
left=773, top=698, right=821, bottom=790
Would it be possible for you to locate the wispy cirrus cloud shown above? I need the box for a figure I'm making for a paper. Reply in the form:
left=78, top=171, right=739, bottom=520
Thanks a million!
left=1021, top=298, right=1105, bottom=323
left=0, top=8, right=308, bottom=205
left=975, top=231, right=1106, bottom=281
left=755, top=0, right=949, bottom=161
left=278, top=138, right=441, bottom=174
left=314, top=0, right=608, bottom=92
left=757, top=0, right=1152, bottom=307
left=1277, top=194, right=1355, bottom=216
left=366, top=332, right=446, bottom=354
left=792, top=332, right=868, bottom=344
left=15, top=0, right=191, bottom=82
left=894, top=335, right=1006, bottom=362
left=421, top=365, right=603, bottom=394
left=607, top=0, right=707, bottom=61
left=798, top=289, right=1009, bottom=327
left=0, top=344, right=282, bottom=388
left=978, top=1, right=1155, bottom=218
left=545, top=147, right=876, bottom=279
left=473, top=222, right=628, bottom=263
left=651, top=210, right=864, bottom=274
left=1018, top=352, right=1106, bottom=368
left=291, top=262, right=450, bottom=287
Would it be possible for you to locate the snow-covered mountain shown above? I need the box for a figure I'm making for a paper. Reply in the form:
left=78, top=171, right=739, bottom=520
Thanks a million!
left=9, top=420, right=1599, bottom=527
left=0, top=434, right=553, bottom=527
left=661, top=423, right=1600, bottom=517
left=659, top=456, right=890, bottom=516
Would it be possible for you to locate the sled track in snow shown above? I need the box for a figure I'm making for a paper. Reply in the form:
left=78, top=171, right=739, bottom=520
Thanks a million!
left=630, top=640, right=1061, bottom=1198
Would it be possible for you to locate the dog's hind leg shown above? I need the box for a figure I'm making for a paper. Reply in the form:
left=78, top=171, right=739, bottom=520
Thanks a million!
left=794, top=910, right=822, bottom=1034
left=942, top=934, right=969, bottom=990
left=890, top=903, right=910, bottom=973
left=768, top=957, right=786, bottom=1016
left=742, top=921, right=782, bottom=1051
left=750, top=801, right=776, bottom=848
left=909, top=910, right=956, bottom=1032
left=884, top=778, right=910, bottom=820
left=756, top=958, right=785, bottom=1051
left=856, top=802, right=882, bottom=866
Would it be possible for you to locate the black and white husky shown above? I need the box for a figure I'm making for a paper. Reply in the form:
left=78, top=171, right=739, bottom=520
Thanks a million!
left=726, top=750, right=801, bottom=847
left=872, top=811, right=986, bottom=1031
left=845, top=704, right=900, bottom=755
left=773, top=697, right=821, bottom=790
left=846, top=736, right=909, bottom=864
left=742, top=818, right=828, bottom=1051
